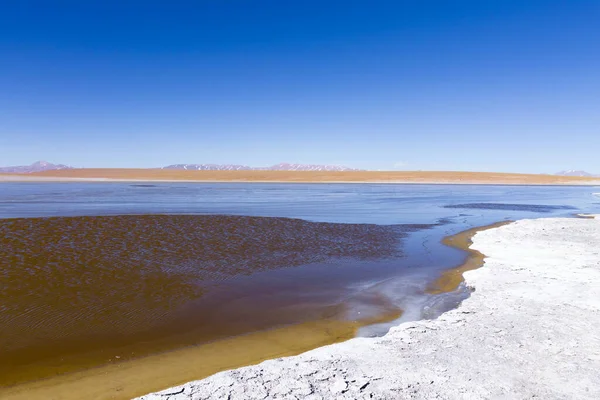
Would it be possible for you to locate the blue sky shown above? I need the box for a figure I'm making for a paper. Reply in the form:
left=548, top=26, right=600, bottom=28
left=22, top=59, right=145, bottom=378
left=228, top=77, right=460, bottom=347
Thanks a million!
left=1, top=1, right=599, bottom=172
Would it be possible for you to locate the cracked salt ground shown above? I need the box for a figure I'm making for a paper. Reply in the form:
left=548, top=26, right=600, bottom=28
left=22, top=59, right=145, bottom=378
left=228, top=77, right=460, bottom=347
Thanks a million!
left=138, top=216, right=600, bottom=400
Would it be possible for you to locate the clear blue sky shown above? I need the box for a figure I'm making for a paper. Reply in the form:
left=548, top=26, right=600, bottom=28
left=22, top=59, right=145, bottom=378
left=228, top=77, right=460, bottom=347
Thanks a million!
left=1, top=1, right=599, bottom=172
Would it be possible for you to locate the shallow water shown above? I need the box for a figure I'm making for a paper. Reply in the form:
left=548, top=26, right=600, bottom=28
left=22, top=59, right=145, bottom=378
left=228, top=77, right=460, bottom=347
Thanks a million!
left=0, top=183, right=598, bottom=388
left=1, top=182, right=597, bottom=224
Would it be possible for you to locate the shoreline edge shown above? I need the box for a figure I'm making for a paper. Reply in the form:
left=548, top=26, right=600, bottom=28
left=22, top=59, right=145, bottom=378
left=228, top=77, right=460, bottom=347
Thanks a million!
left=138, top=215, right=600, bottom=399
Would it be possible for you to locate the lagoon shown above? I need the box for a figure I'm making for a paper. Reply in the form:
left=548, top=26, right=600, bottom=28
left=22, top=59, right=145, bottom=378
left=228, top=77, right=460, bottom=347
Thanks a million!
left=0, top=183, right=598, bottom=398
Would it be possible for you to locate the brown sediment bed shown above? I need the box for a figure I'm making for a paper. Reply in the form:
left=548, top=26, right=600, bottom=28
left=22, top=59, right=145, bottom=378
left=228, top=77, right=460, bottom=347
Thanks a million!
left=0, top=214, right=421, bottom=393
left=576, top=213, right=598, bottom=219
left=0, top=311, right=401, bottom=400
left=427, top=221, right=512, bottom=294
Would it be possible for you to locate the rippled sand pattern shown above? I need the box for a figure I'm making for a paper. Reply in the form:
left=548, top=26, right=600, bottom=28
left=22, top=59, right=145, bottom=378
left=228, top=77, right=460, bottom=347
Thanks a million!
left=0, top=215, right=411, bottom=386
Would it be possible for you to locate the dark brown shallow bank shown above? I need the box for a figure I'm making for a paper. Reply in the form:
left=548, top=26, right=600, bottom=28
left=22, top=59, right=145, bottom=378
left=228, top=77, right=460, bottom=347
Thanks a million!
left=0, top=215, right=430, bottom=388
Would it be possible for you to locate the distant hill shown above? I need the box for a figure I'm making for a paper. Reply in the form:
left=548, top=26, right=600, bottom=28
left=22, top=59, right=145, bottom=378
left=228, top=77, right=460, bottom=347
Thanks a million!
left=162, top=163, right=360, bottom=171
left=262, top=163, right=359, bottom=171
left=555, top=170, right=598, bottom=177
left=162, top=164, right=252, bottom=171
left=0, top=161, right=73, bottom=174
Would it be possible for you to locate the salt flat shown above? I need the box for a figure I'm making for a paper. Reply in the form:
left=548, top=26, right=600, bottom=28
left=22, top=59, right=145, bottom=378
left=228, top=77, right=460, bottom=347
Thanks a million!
left=138, top=216, right=600, bottom=399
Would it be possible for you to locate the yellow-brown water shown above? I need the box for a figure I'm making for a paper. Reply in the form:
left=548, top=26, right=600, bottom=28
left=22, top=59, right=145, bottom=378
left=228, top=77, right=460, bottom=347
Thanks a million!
left=0, top=214, right=410, bottom=398
left=0, top=214, right=509, bottom=400
left=0, top=314, right=402, bottom=400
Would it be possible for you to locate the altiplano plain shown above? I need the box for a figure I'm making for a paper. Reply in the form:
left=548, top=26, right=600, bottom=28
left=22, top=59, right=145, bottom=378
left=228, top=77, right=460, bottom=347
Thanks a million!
left=2, top=169, right=600, bottom=185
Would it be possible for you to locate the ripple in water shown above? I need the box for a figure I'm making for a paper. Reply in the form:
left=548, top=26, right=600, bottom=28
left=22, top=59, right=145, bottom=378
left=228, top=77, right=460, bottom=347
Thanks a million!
left=0, top=214, right=430, bottom=386
left=444, top=203, right=577, bottom=213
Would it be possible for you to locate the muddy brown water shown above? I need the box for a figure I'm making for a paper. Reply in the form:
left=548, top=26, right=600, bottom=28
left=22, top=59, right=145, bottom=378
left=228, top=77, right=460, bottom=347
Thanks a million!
left=0, top=217, right=500, bottom=400
left=0, top=214, right=428, bottom=393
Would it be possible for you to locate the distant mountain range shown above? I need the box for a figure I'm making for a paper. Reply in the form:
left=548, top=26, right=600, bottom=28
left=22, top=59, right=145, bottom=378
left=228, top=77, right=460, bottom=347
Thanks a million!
left=161, top=163, right=360, bottom=171
left=0, top=161, right=359, bottom=173
left=555, top=170, right=599, bottom=177
left=0, top=161, right=73, bottom=174
left=2, top=162, right=596, bottom=176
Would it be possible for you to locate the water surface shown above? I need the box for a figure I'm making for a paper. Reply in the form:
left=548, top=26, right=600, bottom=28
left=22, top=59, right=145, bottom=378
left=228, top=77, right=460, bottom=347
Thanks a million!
left=0, top=183, right=598, bottom=389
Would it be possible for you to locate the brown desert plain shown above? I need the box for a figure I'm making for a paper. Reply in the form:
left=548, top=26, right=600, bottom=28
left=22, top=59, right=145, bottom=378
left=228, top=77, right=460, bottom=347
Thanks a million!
left=1, top=169, right=599, bottom=184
